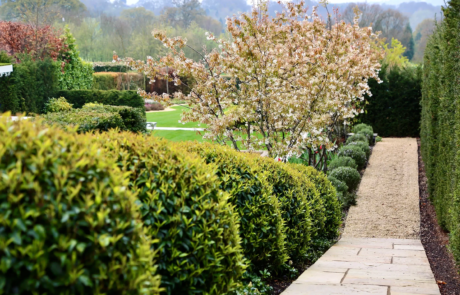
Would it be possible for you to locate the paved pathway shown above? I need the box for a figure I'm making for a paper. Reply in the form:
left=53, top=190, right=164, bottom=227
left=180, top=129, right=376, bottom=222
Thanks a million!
left=282, top=138, right=440, bottom=295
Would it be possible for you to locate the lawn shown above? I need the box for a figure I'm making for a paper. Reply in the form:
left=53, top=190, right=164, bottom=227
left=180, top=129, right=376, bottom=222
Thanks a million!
left=152, top=130, right=205, bottom=142
left=146, top=105, right=207, bottom=128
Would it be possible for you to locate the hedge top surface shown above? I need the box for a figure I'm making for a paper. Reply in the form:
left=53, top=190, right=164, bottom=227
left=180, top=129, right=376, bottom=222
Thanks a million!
left=0, top=63, right=11, bottom=66
left=95, top=131, right=246, bottom=294
left=0, top=114, right=161, bottom=294
left=352, top=123, right=373, bottom=134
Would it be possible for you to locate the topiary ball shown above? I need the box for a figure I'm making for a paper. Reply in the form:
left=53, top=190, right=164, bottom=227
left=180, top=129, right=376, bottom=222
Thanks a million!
left=352, top=123, right=373, bottom=134
left=328, top=156, right=358, bottom=171
left=329, top=167, right=361, bottom=192
left=358, top=129, right=374, bottom=143
left=0, top=115, right=161, bottom=295
left=346, top=141, right=371, bottom=158
left=337, top=145, right=367, bottom=170
left=346, top=133, right=368, bottom=145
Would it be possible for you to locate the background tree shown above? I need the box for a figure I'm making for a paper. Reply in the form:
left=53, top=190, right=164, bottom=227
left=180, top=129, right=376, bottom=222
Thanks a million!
left=0, top=0, right=86, bottom=25
left=127, top=1, right=383, bottom=157
left=162, top=0, right=204, bottom=29
left=413, top=18, right=435, bottom=63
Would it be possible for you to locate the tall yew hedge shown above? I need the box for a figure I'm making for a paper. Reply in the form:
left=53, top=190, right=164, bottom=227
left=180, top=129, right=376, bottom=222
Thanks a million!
left=420, top=0, right=460, bottom=264
left=359, top=64, right=422, bottom=137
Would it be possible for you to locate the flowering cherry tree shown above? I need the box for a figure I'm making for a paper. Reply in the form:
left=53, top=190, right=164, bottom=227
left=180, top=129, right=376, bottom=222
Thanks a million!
left=126, top=1, right=384, bottom=158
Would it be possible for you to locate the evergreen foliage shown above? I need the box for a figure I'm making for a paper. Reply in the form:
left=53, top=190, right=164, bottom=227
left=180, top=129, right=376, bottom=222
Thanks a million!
left=328, top=156, right=358, bottom=171
left=43, top=97, right=73, bottom=113
left=337, top=145, right=367, bottom=170
left=96, top=131, right=246, bottom=294
left=0, top=115, right=161, bottom=294
left=329, top=167, right=362, bottom=193
left=57, top=90, right=145, bottom=110
left=420, top=0, right=460, bottom=264
left=359, top=64, right=422, bottom=137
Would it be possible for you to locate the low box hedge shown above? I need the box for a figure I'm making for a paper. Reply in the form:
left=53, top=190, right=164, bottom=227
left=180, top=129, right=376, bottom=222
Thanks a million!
left=82, top=104, right=146, bottom=133
left=0, top=114, right=161, bottom=294
left=57, top=90, right=145, bottom=110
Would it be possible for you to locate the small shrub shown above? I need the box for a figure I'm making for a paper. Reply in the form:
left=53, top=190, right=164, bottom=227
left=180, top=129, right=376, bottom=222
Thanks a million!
left=337, top=145, right=367, bottom=170
left=43, top=97, right=73, bottom=113
left=346, top=133, right=368, bottom=145
left=346, top=141, right=371, bottom=158
left=328, top=156, right=358, bottom=171
left=42, top=109, right=125, bottom=133
left=328, top=176, right=357, bottom=208
left=145, top=103, right=165, bottom=111
left=358, top=128, right=374, bottom=143
left=352, top=123, right=373, bottom=134
left=329, top=167, right=361, bottom=192
left=376, top=136, right=382, bottom=142
left=96, top=131, right=246, bottom=294
left=82, top=103, right=146, bottom=133
left=178, top=142, right=288, bottom=273
left=0, top=115, right=161, bottom=294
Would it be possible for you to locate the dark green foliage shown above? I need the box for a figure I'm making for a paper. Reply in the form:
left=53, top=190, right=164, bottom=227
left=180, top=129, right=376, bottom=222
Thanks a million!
left=347, top=141, right=371, bottom=158
left=0, top=53, right=59, bottom=114
left=329, top=167, right=361, bottom=193
left=357, top=129, right=374, bottom=144
left=295, top=165, right=342, bottom=241
left=327, top=176, right=356, bottom=208
left=57, top=90, right=145, bottom=110
left=42, top=110, right=125, bottom=133
left=328, top=156, right=358, bottom=171
left=43, top=97, right=73, bottom=113
left=58, top=27, right=94, bottom=90
left=337, top=145, right=367, bottom=170
left=352, top=123, right=373, bottom=134
left=358, top=64, right=422, bottom=137
left=93, top=63, right=129, bottom=72
left=0, top=115, right=161, bottom=294
left=251, top=157, right=317, bottom=262
left=82, top=103, right=146, bottom=133
left=402, top=23, right=415, bottom=61
left=421, top=0, right=460, bottom=265
left=96, top=131, right=246, bottom=294
left=177, top=142, right=288, bottom=273
left=346, top=133, right=368, bottom=145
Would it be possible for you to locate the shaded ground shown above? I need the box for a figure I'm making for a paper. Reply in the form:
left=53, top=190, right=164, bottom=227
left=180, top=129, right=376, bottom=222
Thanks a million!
left=418, top=139, right=460, bottom=295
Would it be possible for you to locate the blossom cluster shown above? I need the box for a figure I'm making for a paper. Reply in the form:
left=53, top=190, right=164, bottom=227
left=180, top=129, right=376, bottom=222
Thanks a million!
left=125, top=1, right=384, bottom=157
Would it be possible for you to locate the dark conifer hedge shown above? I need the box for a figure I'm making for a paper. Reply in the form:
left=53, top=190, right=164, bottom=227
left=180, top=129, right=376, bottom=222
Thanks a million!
left=358, top=64, right=422, bottom=137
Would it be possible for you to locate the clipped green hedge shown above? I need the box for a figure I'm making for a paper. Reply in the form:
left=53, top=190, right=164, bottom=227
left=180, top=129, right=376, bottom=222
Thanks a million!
left=0, top=115, right=161, bottom=294
left=0, top=53, right=59, bottom=114
left=42, top=110, right=125, bottom=133
left=82, top=103, right=146, bottom=133
left=251, top=157, right=317, bottom=262
left=178, top=142, right=288, bottom=273
left=338, top=145, right=367, bottom=170
left=57, top=90, right=145, bottom=110
left=329, top=167, right=361, bottom=192
left=357, top=129, right=374, bottom=144
left=293, top=165, right=341, bottom=241
left=328, top=156, right=358, bottom=171
left=352, top=123, right=373, bottom=134
left=44, top=97, right=73, bottom=113
left=347, top=141, right=371, bottom=158
left=421, top=0, right=460, bottom=265
left=346, top=133, right=368, bottom=145
left=96, top=131, right=246, bottom=294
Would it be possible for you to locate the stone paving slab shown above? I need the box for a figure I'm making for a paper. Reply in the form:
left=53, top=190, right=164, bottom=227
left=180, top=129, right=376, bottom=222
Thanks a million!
left=281, top=238, right=440, bottom=295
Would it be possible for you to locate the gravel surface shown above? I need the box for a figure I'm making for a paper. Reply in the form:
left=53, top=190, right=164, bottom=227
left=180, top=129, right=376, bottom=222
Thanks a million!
left=342, top=138, right=420, bottom=239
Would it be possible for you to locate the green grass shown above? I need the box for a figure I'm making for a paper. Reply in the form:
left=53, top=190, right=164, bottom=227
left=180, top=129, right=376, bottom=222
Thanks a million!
left=146, top=106, right=207, bottom=128
left=152, top=130, right=205, bottom=142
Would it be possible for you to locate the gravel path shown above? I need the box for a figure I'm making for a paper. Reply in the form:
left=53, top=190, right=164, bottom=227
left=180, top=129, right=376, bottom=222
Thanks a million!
left=342, top=138, right=420, bottom=239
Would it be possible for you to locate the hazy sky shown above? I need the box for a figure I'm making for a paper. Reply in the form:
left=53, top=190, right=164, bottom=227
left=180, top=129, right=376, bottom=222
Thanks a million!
left=125, top=0, right=445, bottom=7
